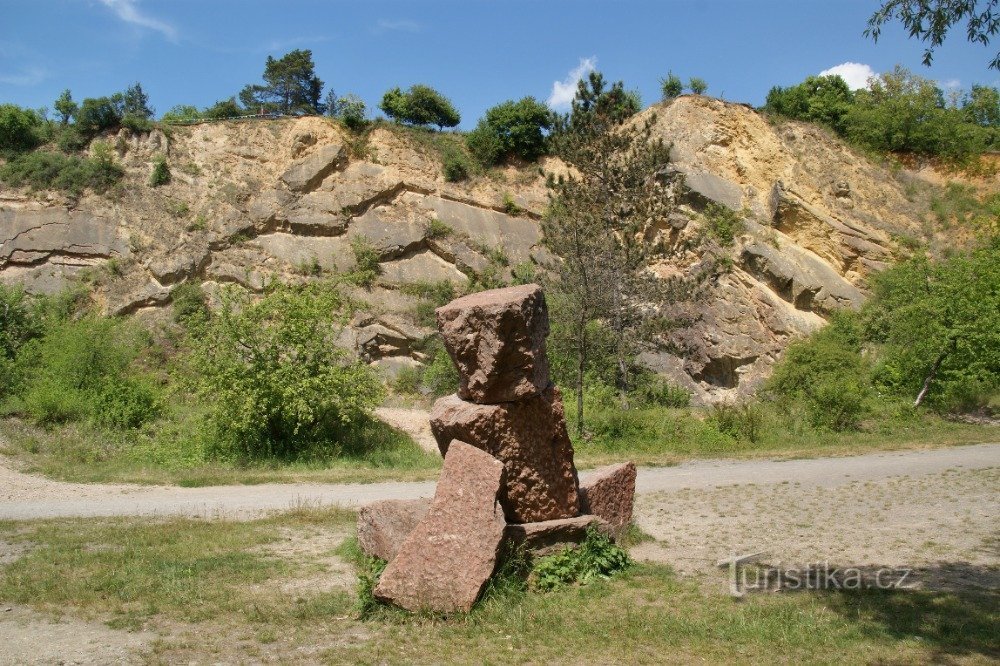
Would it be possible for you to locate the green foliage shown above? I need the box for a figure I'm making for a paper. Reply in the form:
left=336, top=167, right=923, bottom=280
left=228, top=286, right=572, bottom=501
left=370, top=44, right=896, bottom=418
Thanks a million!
left=764, top=75, right=855, bottom=133
left=866, top=0, right=1000, bottom=70
left=19, top=316, right=161, bottom=428
left=688, top=77, right=709, bottom=95
left=334, top=94, right=367, bottom=129
left=768, top=312, right=872, bottom=430
left=707, top=402, right=764, bottom=443
left=0, top=285, right=45, bottom=399
left=631, top=372, right=691, bottom=408
left=442, top=149, right=470, bottom=182
left=189, top=283, right=385, bottom=460
left=170, top=282, right=209, bottom=330
left=379, top=84, right=461, bottom=129
left=766, top=67, right=998, bottom=160
left=75, top=96, right=122, bottom=138
left=424, top=218, right=453, bottom=239
left=161, top=105, right=201, bottom=123
left=862, top=239, right=1000, bottom=411
left=121, top=82, right=154, bottom=122
left=530, top=527, right=631, bottom=591
left=346, top=236, right=382, bottom=287
left=845, top=67, right=996, bottom=158
left=660, top=71, right=683, bottom=99
left=0, top=104, right=42, bottom=153
left=240, top=49, right=324, bottom=114
left=419, top=337, right=460, bottom=397
left=203, top=97, right=242, bottom=120
left=0, top=150, right=124, bottom=196
left=703, top=203, right=745, bottom=246
left=149, top=154, right=170, bottom=187
left=466, top=97, right=553, bottom=165
left=54, top=89, right=77, bottom=125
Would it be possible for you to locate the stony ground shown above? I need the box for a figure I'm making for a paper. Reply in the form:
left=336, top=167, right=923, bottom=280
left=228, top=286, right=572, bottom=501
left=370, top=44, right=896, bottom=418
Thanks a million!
left=0, top=443, right=997, bottom=664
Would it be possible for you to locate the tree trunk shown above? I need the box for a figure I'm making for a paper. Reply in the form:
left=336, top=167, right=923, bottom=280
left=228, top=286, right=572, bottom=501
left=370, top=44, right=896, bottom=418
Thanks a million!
left=617, top=355, right=630, bottom=410
left=576, top=325, right=586, bottom=439
left=914, top=341, right=954, bottom=407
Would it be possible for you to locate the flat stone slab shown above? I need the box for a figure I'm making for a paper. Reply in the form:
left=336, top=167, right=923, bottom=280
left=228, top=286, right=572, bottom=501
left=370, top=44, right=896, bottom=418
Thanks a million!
left=357, top=498, right=430, bottom=562
left=429, top=385, right=580, bottom=523
left=505, top=515, right=611, bottom=557
left=280, top=143, right=345, bottom=192
left=374, top=440, right=506, bottom=613
left=435, top=283, right=550, bottom=404
left=580, top=462, right=637, bottom=538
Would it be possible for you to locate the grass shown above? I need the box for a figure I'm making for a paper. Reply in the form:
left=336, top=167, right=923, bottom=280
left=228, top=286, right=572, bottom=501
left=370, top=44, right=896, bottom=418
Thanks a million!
left=569, top=401, right=997, bottom=470
left=0, top=414, right=442, bottom=486
left=0, top=511, right=995, bottom=664
left=1, top=395, right=993, bottom=487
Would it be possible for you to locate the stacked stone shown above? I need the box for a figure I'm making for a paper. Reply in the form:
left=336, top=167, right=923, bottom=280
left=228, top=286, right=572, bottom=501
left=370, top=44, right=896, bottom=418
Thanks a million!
left=367, top=284, right=637, bottom=613
left=429, top=283, right=580, bottom=523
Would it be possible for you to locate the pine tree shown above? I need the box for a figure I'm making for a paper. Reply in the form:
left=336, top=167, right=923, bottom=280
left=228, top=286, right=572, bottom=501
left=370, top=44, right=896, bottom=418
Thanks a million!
left=544, top=72, right=699, bottom=435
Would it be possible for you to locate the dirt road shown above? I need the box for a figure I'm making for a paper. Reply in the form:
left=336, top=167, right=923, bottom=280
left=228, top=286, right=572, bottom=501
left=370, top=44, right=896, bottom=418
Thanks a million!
left=2, top=443, right=997, bottom=520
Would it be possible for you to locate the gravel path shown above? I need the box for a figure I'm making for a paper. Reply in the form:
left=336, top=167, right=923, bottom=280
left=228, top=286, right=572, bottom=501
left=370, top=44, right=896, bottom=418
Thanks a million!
left=1, top=443, right=997, bottom=520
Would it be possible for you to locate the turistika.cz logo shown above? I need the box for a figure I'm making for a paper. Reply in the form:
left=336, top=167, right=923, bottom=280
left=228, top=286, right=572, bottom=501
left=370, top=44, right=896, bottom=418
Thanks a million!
left=718, top=553, right=917, bottom=597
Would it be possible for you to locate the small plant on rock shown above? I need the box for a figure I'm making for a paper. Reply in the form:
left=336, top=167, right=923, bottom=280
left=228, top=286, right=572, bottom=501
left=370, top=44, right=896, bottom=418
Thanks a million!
left=149, top=154, right=170, bottom=187
left=530, top=526, right=631, bottom=591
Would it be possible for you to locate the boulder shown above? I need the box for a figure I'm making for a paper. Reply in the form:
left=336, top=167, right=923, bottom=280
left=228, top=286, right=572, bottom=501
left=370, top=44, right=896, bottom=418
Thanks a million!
left=580, top=462, right=637, bottom=538
left=280, top=144, right=346, bottom=192
left=374, top=440, right=506, bottom=613
left=435, top=283, right=550, bottom=404
left=505, top=515, right=612, bottom=557
left=429, top=386, right=580, bottom=523
left=357, top=499, right=431, bottom=562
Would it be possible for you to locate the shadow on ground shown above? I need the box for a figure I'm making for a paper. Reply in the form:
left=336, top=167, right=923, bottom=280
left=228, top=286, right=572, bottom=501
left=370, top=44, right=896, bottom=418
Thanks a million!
left=742, top=561, right=999, bottom=662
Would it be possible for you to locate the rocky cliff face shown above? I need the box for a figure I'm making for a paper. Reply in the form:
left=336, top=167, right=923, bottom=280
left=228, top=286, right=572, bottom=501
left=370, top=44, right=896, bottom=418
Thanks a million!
left=0, top=96, right=938, bottom=402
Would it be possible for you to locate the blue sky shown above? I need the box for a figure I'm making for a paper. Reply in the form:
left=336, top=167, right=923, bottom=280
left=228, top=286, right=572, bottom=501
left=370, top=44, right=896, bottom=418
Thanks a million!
left=2, top=0, right=998, bottom=128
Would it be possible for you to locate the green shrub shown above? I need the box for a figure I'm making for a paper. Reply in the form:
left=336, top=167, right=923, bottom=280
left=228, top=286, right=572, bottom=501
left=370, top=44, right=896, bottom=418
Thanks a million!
left=424, top=218, right=453, bottom=239
left=703, top=203, right=744, bottom=245
left=190, top=283, right=385, bottom=459
left=660, top=71, right=683, bottom=100
left=707, top=402, right=764, bottom=443
left=768, top=312, right=871, bottom=430
left=75, top=96, right=122, bottom=138
left=379, top=84, right=461, bottom=129
left=149, top=155, right=170, bottom=187
left=19, top=316, right=160, bottom=428
left=333, top=94, right=367, bottom=130
left=203, top=97, right=242, bottom=120
left=442, top=150, right=470, bottom=182
left=170, top=282, right=209, bottom=329
left=631, top=372, right=691, bottom=408
left=466, top=97, right=553, bottom=165
left=0, top=150, right=123, bottom=196
left=530, top=526, right=631, bottom=591
left=764, top=75, right=855, bottom=133
left=346, top=236, right=382, bottom=288
left=92, top=377, right=162, bottom=429
left=688, top=77, right=709, bottom=95
left=420, top=337, right=460, bottom=397
left=0, top=104, right=42, bottom=153
left=0, top=285, right=45, bottom=399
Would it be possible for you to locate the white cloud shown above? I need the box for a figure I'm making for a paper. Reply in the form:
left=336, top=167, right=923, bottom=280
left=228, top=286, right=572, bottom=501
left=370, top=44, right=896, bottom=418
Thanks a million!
left=374, top=19, right=421, bottom=34
left=819, top=62, right=876, bottom=90
left=547, top=57, right=597, bottom=110
left=0, top=66, right=46, bottom=86
left=940, top=78, right=962, bottom=89
left=98, top=0, right=177, bottom=41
